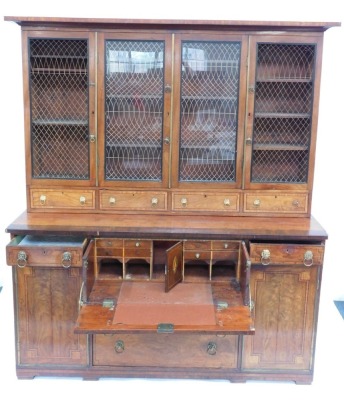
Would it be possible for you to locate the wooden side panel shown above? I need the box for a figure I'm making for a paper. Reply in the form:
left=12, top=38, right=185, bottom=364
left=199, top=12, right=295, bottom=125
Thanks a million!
left=242, top=265, right=318, bottom=371
left=15, top=266, right=88, bottom=366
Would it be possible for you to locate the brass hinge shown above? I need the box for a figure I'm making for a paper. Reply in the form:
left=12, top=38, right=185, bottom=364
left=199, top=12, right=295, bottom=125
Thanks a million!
left=102, top=299, right=115, bottom=309
left=157, top=323, right=174, bottom=333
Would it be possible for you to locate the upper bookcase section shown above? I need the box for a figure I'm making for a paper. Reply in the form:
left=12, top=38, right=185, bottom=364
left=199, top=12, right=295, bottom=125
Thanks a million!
left=4, top=16, right=341, bottom=32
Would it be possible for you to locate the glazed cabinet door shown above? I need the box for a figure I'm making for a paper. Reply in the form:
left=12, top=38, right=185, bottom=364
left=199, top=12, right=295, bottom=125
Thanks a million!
left=98, top=32, right=172, bottom=189
left=22, top=31, right=97, bottom=187
left=171, top=34, right=248, bottom=189
left=244, top=35, right=323, bottom=191
left=14, top=265, right=88, bottom=371
left=242, top=256, right=320, bottom=376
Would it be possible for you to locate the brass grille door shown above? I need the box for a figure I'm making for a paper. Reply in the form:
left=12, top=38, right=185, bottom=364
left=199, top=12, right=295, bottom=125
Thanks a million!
left=171, top=35, right=247, bottom=188
left=245, top=37, right=321, bottom=189
left=26, top=33, right=95, bottom=184
left=99, top=33, right=172, bottom=188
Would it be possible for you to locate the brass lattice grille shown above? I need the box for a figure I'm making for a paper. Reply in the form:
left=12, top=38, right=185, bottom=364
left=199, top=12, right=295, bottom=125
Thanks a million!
left=251, top=43, right=315, bottom=183
left=105, top=40, right=164, bottom=181
left=29, top=39, right=89, bottom=179
left=179, top=41, right=241, bottom=182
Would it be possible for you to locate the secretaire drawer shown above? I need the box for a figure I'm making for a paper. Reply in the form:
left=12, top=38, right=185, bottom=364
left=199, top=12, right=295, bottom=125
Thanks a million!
left=6, top=235, right=87, bottom=268
left=244, top=192, right=308, bottom=214
left=250, top=243, right=325, bottom=266
left=93, top=333, right=238, bottom=369
left=30, top=189, right=95, bottom=210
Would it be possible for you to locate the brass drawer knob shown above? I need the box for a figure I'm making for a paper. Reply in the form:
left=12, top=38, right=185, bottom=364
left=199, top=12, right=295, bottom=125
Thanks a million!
left=40, top=195, right=47, bottom=205
left=181, top=198, right=188, bottom=207
left=114, top=340, right=125, bottom=354
left=109, top=197, right=116, bottom=206
left=151, top=197, right=158, bottom=207
left=62, top=252, right=72, bottom=268
left=195, top=253, right=200, bottom=259
left=304, top=250, right=314, bottom=267
left=135, top=242, right=141, bottom=247
left=292, top=199, right=300, bottom=207
left=80, top=196, right=86, bottom=205
left=223, top=243, right=229, bottom=249
left=17, top=250, right=27, bottom=268
left=261, top=249, right=271, bottom=265
left=207, top=342, right=217, bottom=356
left=223, top=198, right=231, bottom=207
left=253, top=199, right=261, bottom=207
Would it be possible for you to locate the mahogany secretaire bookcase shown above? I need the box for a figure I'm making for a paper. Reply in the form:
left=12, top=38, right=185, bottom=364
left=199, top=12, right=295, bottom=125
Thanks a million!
left=4, top=16, right=340, bottom=383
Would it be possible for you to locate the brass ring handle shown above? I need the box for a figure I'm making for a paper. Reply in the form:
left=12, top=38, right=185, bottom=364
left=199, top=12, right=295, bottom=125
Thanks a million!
left=151, top=197, right=158, bottom=207
left=261, top=249, right=271, bottom=266
left=304, top=250, right=313, bottom=267
left=207, top=342, right=217, bottom=356
left=17, top=251, right=27, bottom=268
left=61, top=252, right=72, bottom=268
left=40, top=195, right=47, bottom=205
left=80, top=196, right=86, bottom=205
left=114, top=340, right=125, bottom=354
left=181, top=198, right=188, bottom=207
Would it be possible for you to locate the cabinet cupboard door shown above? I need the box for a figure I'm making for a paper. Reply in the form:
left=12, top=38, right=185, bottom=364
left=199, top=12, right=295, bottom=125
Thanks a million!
left=23, top=31, right=96, bottom=186
left=245, top=36, right=323, bottom=190
left=14, top=266, right=88, bottom=367
left=242, top=265, right=319, bottom=372
left=98, top=33, right=172, bottom=188
left=172, top=34, right=247, bottom=188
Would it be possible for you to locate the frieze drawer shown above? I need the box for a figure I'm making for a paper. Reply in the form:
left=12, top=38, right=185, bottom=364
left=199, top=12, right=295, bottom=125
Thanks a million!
left=6, top=235, right=87, bottom=268
left=244, top=192, right=309, bottom=215
left=30, top=189, right=95, bottom=210
left=250, top=243, right=325, bottom=266
left=93, top=333, right=238, bottom=369
left=100, top=190, right=167, bottom=211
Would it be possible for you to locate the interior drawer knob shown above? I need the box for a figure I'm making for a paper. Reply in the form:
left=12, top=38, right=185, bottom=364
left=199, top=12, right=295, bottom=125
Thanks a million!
left=261, top=249, right=271, bottom=265
left=109, top=197, right=116, bottom=206
left=195, top=253, right=200, bottom=259
left=114, top=340, right=125, bottom=354
left=62, top=252, right=72, bottom=268
left=207, top=342, right=217, bottom=356
left=304, top=250, right=314, bottom=267
left=17, top=250, right=27, bottom=268
left=79, top=196, right=86, bottom=205
left=151, top=197, right=158, bottom=207
left=223, top=198, right=231, bottom=207
left=253, top=199, right=261, bottom=207
left=40, top=194, right=47, bottom=205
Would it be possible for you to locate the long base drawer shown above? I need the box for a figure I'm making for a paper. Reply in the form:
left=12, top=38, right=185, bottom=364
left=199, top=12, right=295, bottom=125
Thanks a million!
left=93, top=333, right=238, bottom=369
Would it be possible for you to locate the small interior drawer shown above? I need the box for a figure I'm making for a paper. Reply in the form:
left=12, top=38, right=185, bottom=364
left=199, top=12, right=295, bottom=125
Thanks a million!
left=184, top=241, right=211, bottom=251
left=124, top=240, right=152, bottom=250
left=6, top=235, right=87, bottom=267
left=96, top=239, right=123, bottom=248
